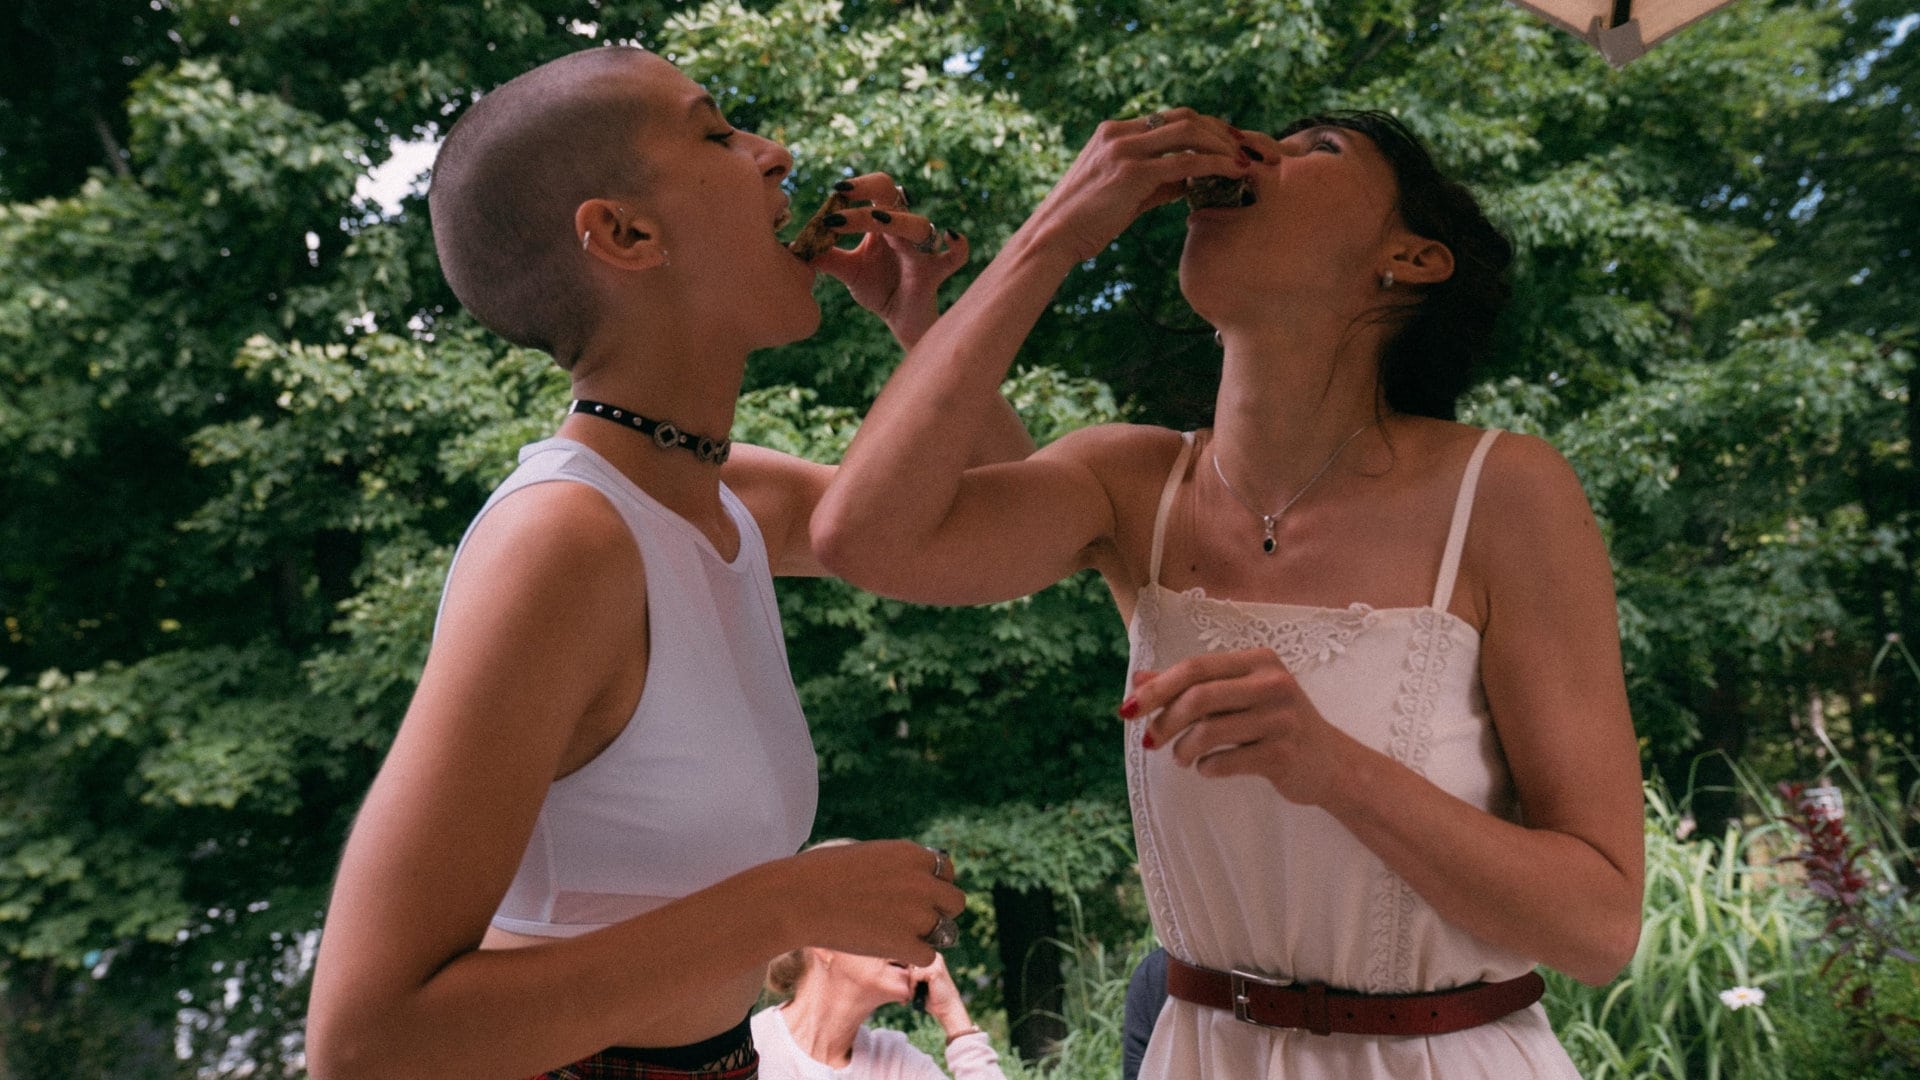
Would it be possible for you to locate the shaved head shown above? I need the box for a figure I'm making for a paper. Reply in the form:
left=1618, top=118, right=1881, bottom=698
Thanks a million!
left=428, top=47, right=662, bottom=368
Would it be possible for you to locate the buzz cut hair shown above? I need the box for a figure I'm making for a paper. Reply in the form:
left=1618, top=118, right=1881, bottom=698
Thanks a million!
left=428, top=46, right=659, bottom=369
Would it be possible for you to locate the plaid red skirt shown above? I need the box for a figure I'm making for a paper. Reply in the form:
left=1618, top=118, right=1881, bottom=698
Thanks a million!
left=528, top=1051, right=756, bottom=1080
left=527, top=1018, right=756, bottom=1080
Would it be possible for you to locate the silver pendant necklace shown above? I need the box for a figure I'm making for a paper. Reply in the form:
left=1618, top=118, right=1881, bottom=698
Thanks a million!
left=1210, top=422, right=1373, bottom=555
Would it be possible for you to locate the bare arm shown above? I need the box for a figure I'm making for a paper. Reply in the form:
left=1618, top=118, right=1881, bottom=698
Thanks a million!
left=1129, top=436, right=1644, bottom=985
left=727, top=172, right=1036, bottom=577
left=306, top=484, right=962, bottom=1080
left=812, top=110, right=1250, bottom=599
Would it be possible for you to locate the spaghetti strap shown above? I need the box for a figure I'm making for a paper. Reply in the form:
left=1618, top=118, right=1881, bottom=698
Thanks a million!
left=1147, top=432, right=1195, bottom=586
left=1431, top=429, right=1502, bottom=612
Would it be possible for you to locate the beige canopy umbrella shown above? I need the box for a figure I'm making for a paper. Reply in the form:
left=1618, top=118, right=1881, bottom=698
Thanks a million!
left=1508, top=1, right=1742, bottom=67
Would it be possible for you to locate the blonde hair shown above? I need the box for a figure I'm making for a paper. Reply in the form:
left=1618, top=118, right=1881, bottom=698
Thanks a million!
left=763, top=839, right=859, bottom=1000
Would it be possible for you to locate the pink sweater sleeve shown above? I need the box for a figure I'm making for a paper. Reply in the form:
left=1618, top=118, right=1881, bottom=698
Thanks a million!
left=941, top=1032, right=1007, bottom=1080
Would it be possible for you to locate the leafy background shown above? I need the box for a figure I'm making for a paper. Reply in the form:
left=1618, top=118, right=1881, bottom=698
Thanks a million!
left=0, top=0, right=1914, bottom=1076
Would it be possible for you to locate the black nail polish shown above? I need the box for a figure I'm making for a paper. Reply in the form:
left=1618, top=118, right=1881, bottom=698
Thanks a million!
left=944, top=228, right=961, bottom=240
left=833, top=180, right=856, bottom=192
left=823, top=212, right=848, bottom=228
left=1244, top=146, right=1265, bottom=162
left=871, top=210, right=893, bottom=224
left=1240, top=190, right=1257, bottom=207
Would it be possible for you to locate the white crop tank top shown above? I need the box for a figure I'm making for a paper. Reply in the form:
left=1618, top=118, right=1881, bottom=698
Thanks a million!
left=436, top=437, right=818, bottom=937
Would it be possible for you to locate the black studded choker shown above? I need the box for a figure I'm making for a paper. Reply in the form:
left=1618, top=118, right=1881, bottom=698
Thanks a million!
left=569, top=399, right=732, bottom=466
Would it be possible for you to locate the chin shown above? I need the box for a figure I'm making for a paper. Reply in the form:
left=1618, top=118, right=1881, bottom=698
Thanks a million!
left=1177, top=252, right=1231, bottom=327
left=775, top=297, right=822, bottom=345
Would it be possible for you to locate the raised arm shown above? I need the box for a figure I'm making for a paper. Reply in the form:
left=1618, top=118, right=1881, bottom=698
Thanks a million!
left=306, top=486, right=963, bottom=1080
left=724, top=171, right=1034, bottom=578
left=811, top=110, right=1251, bottom=602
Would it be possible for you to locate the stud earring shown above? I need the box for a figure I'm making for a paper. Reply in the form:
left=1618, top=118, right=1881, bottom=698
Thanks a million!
left=582, top=231, right=592, bottom=251
left=1214, top=329, right=1223, bottom=347
left=1380, top=270, right=1395, bottom=289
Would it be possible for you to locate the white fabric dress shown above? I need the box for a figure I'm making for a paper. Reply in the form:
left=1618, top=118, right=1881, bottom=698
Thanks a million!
left=1126, top=429, right=1582, bottom=1079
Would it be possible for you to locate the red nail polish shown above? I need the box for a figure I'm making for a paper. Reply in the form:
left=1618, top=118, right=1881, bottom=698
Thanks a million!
left=1142, top=731, right=1158, bottom=750
left=1118, top=698, right=1139, bottom=719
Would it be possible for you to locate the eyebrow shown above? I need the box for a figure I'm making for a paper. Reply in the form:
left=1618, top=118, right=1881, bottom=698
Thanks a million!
left=687, top=94, right=723, bottom=120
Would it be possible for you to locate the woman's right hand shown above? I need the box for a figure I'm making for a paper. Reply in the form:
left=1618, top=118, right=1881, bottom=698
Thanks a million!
left=779, top=839, right=964, bottom=967
left=911, top=953, right=978, bottom=1037
left=1026, top=108, right=1250, bottom=265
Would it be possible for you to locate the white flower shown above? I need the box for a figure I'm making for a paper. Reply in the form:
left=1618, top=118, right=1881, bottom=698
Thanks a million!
left=1719, top=986, right=1766, bottom=1010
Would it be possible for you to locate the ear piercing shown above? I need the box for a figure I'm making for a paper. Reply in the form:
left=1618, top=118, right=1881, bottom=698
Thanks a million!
left=1380, top=270, right=1395, bottom=289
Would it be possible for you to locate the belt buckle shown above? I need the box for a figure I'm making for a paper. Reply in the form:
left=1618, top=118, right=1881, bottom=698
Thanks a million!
left=1229, top=968, right=1286, bottom=1026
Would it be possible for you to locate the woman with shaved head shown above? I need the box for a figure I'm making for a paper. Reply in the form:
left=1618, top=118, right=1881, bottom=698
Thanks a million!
left=307, top=46, right=1016, bottom=1080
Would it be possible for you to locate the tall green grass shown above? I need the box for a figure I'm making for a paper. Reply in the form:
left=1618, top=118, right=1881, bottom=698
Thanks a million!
left=901, top=768, right=1917, bottom=1079
left=1545, top=784, right=1812, bottom=1080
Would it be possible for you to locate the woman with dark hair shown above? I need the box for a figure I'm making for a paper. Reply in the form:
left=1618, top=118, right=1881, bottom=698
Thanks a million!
left=813, top=110, right=1643, bottom=1077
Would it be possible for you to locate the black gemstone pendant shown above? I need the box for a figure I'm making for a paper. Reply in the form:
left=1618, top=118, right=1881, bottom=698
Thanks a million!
left=1262, top=536, right=1276, bottom=554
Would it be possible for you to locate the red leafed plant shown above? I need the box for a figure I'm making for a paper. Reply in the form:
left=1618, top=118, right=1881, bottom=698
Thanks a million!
left=1775, top=781, right=1920, bottom=1064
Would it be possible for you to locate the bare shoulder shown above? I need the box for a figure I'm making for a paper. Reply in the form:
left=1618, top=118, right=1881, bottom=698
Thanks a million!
left=722, top=443, right=832, bottom=513
left=1043, top=421, right=1190, bottom=488
left=453, top=478, right=643, bottom=600
left=720, top=444, right=834, bottom=576
left=1477, top=431, right=1592, bottom=509
left=431, top=477, right=647, bottom=718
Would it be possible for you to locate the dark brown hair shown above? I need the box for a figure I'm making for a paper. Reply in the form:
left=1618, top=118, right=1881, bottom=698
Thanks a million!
left=428, top=47, right=658, bottom=369
left=1278, top=111, right=1514, bottom=420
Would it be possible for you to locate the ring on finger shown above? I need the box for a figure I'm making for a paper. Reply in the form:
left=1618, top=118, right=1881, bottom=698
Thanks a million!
left=923, top=913, right=960, bottom=949
left=913, top=224, right=941, bottom=255
left=1144, top=111, right=1168, bottom=129
left=927, top=845, right=952, bottom=881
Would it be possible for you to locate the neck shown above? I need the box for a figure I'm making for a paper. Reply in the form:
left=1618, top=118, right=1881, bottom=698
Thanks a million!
left=1210, top=317, right=1389, bottom=505
left=559, top=322, right=750, bottom=511
left=778, top=993, right=872, bottom=1069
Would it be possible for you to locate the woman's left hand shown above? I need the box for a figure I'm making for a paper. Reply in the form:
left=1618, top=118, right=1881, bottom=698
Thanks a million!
left=809, top=173, right=969, bottom=348
left=1122, top=648, right=1356, bottom=807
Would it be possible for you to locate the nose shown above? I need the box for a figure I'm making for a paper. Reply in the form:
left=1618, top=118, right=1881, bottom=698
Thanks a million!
left=748, top=131, right=793, bottom=182
left=1263, top=132, right=1303, bottom=159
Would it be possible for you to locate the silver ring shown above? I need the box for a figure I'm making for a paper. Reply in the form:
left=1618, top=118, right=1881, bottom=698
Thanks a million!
left=1144, top=111, right=1168, bottom=130
left=913, top=224, right=940, bottom=255
left=928, top=845, right=952, bottom=880
left=923, top=914, right=960, bottom=949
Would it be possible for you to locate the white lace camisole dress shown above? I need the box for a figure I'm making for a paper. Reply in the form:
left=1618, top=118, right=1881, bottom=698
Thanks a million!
left=1125, top=428, right=1583, bottom=1079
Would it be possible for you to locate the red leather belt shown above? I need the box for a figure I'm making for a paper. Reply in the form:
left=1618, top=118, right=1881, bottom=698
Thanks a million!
left=1165, top=955, right=1545, bottom=1037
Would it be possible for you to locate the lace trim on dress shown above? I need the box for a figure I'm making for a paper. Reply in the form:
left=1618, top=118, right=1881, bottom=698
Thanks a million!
left=1125, top=590, right=1192, bottom=962
left=1175, top=588, right=1381, bottom=675
left=1366, top=607, right=1457, bottom=992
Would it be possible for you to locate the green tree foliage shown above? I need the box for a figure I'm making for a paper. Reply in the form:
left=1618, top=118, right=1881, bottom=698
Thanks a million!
left=0, top=0, right=1913, bottom=1074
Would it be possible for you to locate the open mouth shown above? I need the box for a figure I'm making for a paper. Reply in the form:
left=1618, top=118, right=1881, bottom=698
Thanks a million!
left=787, top=189, right=854, bottom=261
left=1185, top=174, right=1257, bottom=210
